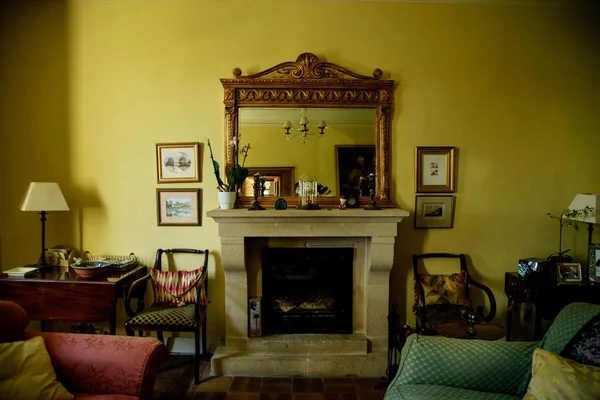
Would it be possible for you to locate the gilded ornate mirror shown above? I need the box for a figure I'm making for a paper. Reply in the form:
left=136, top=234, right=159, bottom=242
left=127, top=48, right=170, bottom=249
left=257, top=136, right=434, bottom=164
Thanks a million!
left=221, top=53, right=394, bottom=208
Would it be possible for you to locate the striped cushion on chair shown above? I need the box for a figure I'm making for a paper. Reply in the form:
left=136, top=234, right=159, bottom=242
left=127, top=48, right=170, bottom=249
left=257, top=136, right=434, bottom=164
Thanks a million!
left=127, top=303, right=199, bottom=327
left=151, top=268, right=208, bottom=306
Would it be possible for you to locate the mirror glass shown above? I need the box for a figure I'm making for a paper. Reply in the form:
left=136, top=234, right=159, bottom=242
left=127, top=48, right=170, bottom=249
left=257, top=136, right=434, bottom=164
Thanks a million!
left=238, top=107, right=377, bottom=197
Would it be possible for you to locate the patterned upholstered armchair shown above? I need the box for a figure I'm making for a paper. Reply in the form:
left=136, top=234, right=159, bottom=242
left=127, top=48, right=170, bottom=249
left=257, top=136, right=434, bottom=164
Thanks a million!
left=0, top=300, right=167, bottom=400
left=385, top=302, right=600, bottom=400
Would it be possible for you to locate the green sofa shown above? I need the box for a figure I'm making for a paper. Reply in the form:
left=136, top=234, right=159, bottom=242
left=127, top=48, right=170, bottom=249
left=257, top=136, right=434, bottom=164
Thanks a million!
left=384, top=302, right=600, bottom=400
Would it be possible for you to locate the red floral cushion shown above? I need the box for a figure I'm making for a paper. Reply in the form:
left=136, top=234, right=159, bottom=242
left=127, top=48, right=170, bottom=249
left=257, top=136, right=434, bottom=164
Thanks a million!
left=150, top=268, right=207, bottom=306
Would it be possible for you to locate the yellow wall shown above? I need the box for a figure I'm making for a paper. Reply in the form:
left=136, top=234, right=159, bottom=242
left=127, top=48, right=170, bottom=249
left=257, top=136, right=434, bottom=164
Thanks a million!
left=1, top=0, right=599, bottom=348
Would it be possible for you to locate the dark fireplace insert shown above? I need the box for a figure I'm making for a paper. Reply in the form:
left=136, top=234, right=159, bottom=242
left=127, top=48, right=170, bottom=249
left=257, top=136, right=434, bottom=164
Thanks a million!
left=261, top=247, right=353, bottom=334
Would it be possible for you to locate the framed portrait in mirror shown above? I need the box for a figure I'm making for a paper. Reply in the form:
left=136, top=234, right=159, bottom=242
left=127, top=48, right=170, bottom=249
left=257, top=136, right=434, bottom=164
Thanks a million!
left=335, top=145, right=376, bottom=199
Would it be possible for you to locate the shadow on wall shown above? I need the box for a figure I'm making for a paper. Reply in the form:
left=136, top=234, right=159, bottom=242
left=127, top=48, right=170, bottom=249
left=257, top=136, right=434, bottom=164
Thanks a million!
left=0, top=1, right=74, bottom=268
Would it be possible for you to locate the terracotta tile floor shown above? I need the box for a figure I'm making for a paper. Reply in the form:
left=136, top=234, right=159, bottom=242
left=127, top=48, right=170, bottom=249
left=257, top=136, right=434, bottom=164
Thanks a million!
left=154, top=355, right=388, bottom=400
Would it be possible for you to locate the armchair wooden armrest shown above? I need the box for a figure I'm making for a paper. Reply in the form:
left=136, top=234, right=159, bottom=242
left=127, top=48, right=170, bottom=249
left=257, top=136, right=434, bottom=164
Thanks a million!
left=469, top=277, right=497, bottom=322
left=125, top=273, right=151, bottom=318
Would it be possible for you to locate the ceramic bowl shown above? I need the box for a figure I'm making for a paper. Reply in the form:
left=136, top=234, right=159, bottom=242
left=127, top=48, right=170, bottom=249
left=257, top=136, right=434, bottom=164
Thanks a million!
left=71, top=261, right=111, bottom=278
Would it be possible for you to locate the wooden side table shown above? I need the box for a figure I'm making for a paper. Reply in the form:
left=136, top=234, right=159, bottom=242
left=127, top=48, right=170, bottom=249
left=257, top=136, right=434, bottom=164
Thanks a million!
left=505, top=272, right=600, bottom=341
left=0, top=265, right=147, bottom=334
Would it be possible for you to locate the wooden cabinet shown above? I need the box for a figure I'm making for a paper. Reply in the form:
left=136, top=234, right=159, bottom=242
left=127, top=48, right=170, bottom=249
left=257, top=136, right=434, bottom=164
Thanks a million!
left=505, top=272, right=600, bottom=340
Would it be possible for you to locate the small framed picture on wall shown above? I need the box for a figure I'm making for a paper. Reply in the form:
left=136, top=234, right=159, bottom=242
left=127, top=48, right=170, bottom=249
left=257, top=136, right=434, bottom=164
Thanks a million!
left=156, top=142, right=201, bottom=183
left=414, top=195, right=455, bottom=229
left=415, top=146, right=456, bottom=193
left=156, top=189, right=201, bottom=226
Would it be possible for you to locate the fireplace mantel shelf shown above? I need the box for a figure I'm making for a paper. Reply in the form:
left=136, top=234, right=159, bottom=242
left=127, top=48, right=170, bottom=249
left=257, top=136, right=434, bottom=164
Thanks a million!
left=207, top=208, right=409, bottom=223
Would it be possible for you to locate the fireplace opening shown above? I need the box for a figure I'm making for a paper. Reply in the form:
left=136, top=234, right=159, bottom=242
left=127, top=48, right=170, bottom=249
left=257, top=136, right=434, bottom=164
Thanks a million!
left=262, top=247, right=353, bottom=334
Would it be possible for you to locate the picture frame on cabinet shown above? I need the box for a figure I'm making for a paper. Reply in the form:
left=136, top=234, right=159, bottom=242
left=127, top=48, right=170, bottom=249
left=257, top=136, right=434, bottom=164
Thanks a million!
left=156, top=189, right=201, bottom=226
left=589, top=243, right=600, bottom=283
left=415, top=195, right=455, bottom=229
left=156, top=142, right=200, bottom=183
left=415, top=146, right=456, bottom=193
left=556, top=262, right=582, bottom=285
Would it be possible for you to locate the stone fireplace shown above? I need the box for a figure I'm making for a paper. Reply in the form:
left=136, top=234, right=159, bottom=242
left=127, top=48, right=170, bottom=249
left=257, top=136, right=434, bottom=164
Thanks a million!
left=207, top=208, right=408, bottom=377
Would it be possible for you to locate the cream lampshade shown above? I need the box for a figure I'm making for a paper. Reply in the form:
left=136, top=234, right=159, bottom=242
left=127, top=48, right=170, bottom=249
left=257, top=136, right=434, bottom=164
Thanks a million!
left=20, top=182, right=69, bottom=268
left=566, top=193, right=599, bottom=282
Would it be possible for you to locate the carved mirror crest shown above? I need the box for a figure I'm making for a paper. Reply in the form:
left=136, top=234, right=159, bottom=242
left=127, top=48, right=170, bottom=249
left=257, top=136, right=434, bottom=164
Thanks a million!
left=221, top=53, right=394, bottom=208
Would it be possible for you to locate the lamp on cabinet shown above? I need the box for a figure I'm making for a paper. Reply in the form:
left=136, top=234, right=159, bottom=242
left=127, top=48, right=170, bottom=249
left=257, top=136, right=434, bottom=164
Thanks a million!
left=20, top=182, right=69, bottom=268
left=566, top=193, right=599, bottom=281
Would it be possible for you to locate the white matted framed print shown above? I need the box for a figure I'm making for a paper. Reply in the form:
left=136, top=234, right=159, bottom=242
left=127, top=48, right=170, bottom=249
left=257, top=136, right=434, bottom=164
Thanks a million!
left=156, top=189, right=201, bottom=226
left=415, top=195, right=455, bottom=229
left=156, top=142, right=200, bottom=183
left=589, top=243, right=600, bottom=283
left=556, top=262, right=582, bottom=285
left=415, top=146, right=456, bottom=193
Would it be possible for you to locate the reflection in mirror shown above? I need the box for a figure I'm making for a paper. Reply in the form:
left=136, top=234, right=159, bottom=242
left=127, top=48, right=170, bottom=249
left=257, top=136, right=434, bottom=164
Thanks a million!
left=238, top=108, right=376, bottom=197
left=240, top=167, right=295, bottom=197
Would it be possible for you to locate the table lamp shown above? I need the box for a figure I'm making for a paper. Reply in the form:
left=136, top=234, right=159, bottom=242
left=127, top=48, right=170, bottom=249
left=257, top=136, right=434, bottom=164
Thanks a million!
left=20, top=182, right=69, bottom=268
left=566, top=193, right=599, bottom=281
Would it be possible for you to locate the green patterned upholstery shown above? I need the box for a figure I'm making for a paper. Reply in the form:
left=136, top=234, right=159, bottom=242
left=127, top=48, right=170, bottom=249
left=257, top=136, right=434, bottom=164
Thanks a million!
left=539, top=302, right=600, bottom=354
left=391, top=335, right=536, bottom=395
left=389, top=385, right=519, bottom=400
left=127, top=303, right=205, bottom=328
left=385, top=302, right=600, bottom=400
left=515, top=302, right=600, bottom=395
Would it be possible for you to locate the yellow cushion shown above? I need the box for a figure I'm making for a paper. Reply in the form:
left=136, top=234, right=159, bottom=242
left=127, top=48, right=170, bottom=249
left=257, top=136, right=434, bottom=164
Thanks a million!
left=0, top=336, right=73, bottom=400
left=523, top=348, right=600, bottom=400
left=419, top=271, right=471, bottom=307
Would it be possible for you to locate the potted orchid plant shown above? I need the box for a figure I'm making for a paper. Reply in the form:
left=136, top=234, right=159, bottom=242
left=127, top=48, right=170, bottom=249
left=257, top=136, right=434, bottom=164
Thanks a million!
left=207, top=135, right=251, bottom=209
left=546, top=205, right=594, bottom=261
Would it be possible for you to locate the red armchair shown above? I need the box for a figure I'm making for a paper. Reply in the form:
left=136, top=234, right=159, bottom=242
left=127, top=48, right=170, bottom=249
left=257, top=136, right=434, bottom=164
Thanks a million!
left=0, top=300, right=167, bottom=400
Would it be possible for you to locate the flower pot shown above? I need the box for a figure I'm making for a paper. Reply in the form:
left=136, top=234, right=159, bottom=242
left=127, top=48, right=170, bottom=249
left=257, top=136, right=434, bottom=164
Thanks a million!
left=218, top=192, right=237, bottom=210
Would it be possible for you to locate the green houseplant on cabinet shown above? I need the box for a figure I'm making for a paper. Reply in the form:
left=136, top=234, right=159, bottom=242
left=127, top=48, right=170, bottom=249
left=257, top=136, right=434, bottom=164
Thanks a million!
left=207, top=136, right=250, bottom=209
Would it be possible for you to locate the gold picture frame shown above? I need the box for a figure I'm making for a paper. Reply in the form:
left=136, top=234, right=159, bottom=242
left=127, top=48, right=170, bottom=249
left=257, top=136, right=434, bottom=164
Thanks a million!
left=415, top=146, right=456, bottom=193
left=156, top=142, right=200, bottom=183
left=156, top=189, right=201, bottom=226
left=589, top=243, right=600, bottom=283
left=415, top=195, right=455, bottom=229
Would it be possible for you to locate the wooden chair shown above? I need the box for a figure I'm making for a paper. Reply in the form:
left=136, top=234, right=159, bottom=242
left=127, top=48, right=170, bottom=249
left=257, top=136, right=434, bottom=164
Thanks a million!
left=413, top=253, right=496, bottom=336
left=125, top=248, right=209, bottom=384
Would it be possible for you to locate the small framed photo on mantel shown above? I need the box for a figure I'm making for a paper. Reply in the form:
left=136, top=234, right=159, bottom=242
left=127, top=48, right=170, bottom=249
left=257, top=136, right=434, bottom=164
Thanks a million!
left=415, top=195, right=455, bottom=229
left=415, top=146, right=456, bottom=193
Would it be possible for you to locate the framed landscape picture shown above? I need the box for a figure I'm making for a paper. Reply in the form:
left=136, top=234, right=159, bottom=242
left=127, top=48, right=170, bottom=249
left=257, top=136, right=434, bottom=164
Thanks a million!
left=415, top=146, right=456, bottom=193
left=156, top=189, right=201, bottom=226
left=415, top=195, right=455, bottom=229
left=156, top=142, right=200, bottom=183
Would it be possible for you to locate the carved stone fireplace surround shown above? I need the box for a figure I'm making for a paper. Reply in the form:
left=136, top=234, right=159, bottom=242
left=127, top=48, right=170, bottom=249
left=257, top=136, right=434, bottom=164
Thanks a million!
left=208, top=208, right=408, bottom=377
